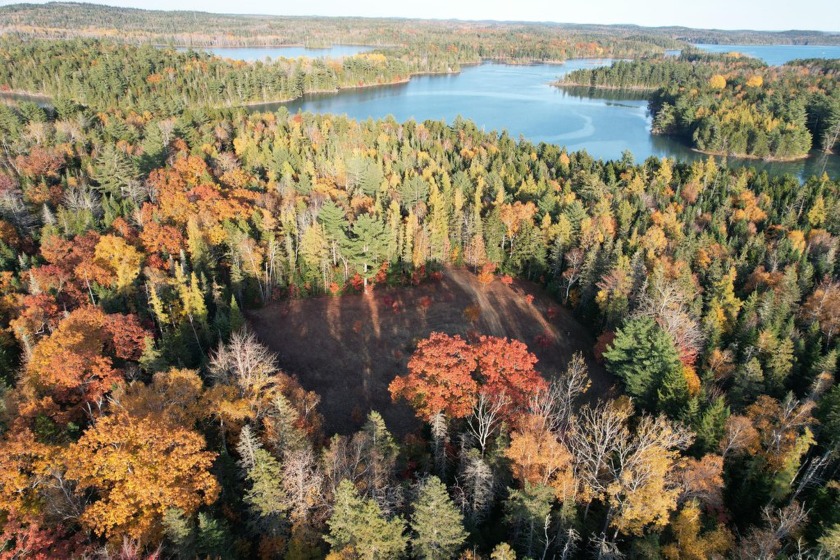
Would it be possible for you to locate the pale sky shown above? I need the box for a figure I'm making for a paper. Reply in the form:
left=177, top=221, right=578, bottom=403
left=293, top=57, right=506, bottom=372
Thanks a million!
left=1, top=0, right=839, bottom=32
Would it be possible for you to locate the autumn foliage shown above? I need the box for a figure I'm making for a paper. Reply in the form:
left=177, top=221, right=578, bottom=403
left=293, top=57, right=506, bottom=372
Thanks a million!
left=389, top=332, right=545, bottom=421
left=21, top=306, right=149, bottom=422
left=64, top=412, right=219, bottom=543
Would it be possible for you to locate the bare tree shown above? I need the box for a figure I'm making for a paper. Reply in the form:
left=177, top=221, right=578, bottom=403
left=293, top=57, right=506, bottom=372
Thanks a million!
left=571, top=401, right=632, bottom=518
left=282, top=446, right=325, bottom=524
left=562, top=248, right=585, bottom=304
left=466, top=391, right=509, bottom=456
left=529, top=352, right=591, bottom=435
left=431, top=411, right=449, bottom=476
left=737, top=501, right=809, bottom=560
left=209, top=329, right=277, bottom=402
left=636, top=274, right=704, bottom=364
left=720, top=415, right=759, bottom=459
left=590, top=532, right=625, bottom=560
left=455, top=448, right=495, bottom=524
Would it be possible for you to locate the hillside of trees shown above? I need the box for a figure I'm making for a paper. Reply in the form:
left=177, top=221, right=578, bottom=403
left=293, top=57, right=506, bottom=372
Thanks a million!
left=560, top=51, right=840, bottom=160
left=0, top=2, right=682, bottom=60
left=0, top=26, right=840, bottom=560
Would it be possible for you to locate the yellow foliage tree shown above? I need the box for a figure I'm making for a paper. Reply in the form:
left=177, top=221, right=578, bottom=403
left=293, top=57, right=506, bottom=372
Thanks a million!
left=746, top=75, right=764, bottom=88
left=709, top=75, right=727, bottom=90
left=64, top=412, right=219, bottom=543
left=662, top=501, right=732, bottom=559
left=94, top=234, right=142, bottom=293
left=506, top=413, right=577, bottom=503
left=118, top=368, right=207, bottom=426
left=606, top=415, right=692, bottom=536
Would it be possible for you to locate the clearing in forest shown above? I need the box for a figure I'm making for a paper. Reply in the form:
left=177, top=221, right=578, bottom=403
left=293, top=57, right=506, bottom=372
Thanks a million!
left=248, top=267, right=612, bottom=435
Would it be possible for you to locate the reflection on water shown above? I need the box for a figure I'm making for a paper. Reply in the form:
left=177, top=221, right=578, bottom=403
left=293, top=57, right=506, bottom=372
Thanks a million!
left=251, top=60, right=840, bottom=179
left=189, top=45, right=375, bottom=61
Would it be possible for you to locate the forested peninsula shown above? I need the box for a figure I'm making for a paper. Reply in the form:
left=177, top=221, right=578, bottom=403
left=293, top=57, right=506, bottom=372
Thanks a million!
left=558, top=51, right=840, bottom=161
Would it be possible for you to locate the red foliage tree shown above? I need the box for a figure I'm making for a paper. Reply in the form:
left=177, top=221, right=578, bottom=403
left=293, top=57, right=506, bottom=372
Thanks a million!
left=0, top=512, right=88, bottom=560
left=475, top=336, right=545, bottom=412
left=390, top=333, right=545, bottom=422
left=389, top=332, right=479, bottom=420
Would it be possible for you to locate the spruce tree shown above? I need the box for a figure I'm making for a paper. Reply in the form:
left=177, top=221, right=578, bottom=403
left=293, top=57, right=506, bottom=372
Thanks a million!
left=410, top=476, right=467, bottom=560
left=657, top=364, right=690, bottom=419
left=326, top=480, right=407, bottom=559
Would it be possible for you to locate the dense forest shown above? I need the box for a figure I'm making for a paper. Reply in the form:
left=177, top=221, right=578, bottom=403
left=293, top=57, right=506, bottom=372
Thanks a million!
left=560, top=51, right=840, bottom=160
left=1, top=13, right=840, bottom=560
left=0, top=38, right=448, bottom=112
left=1, top=64, right=840, bottom=560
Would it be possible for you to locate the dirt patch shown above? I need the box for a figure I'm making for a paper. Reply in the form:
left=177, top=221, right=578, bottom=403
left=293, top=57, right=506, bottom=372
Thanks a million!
left=247, top=267, right=614, bottom=436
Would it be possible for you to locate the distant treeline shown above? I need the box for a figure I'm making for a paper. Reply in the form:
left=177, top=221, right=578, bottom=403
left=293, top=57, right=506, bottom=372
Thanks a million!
left=0, top=2, right=684, bottom=60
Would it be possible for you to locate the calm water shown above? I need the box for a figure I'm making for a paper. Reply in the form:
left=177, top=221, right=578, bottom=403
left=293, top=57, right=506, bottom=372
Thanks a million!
left=200, top=45, right=374, bottom=61
left=694, top=43, right=840, bottom=66
left=249, top=60, right=839, bottom=179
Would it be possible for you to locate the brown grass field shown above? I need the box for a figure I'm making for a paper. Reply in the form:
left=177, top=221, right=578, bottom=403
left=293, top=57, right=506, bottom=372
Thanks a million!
left=248, top=267, right=613, bottom=436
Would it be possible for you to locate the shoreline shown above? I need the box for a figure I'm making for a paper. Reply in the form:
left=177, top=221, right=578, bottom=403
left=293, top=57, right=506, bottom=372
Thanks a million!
left=0, top=73, right=823, bottom=168
left=689, top=146, right=810, bottom=162
left=241, top=69, right=464, bottom=109
left=0, top=88, right=53, bottom=100
left=554, top=82, right=657, bottom=91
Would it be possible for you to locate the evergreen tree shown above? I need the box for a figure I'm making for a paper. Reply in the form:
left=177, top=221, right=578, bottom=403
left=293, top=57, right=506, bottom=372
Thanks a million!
left=657, top=364, right=690, bottom=419
left=410, top=476, right=467, bottom=560
left=92, top=142, right=138, bottom=197
left=603, top=316, right=682, bottom=410
left=695, top=397, right=730, bottom=453
left=343, top=214, right=388, bottom=288
left=326, top=480, right=408, bottom=559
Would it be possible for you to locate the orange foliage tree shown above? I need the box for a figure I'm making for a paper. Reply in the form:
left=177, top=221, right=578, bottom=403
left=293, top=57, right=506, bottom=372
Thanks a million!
left=22, top=307, right=149, bottom=422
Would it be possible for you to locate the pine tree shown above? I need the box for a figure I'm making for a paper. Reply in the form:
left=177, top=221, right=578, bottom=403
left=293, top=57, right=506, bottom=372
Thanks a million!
left=410, top=476, right=467, bottom=560
left=229, top=295, right=245, bottom=333
left=603, top=316, right=682, bottom=410
left=343, top=214, right=387, bottom=288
